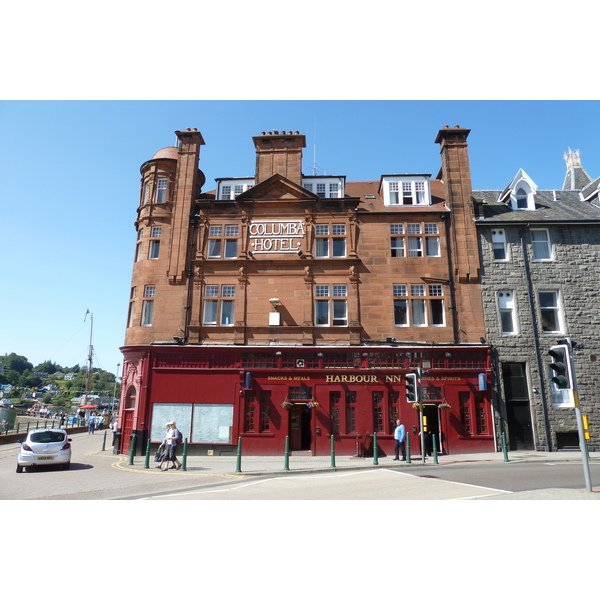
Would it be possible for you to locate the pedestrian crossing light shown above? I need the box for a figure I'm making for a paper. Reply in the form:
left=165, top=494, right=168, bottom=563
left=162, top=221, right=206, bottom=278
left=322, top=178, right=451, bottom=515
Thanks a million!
left=405, top=372, right=417, bottom=402
left=548, top=345, right=572, bottom=389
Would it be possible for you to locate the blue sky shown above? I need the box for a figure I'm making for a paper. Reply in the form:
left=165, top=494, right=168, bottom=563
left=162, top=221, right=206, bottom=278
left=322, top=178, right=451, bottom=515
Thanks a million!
left=1, top=99, right=600, bottom=377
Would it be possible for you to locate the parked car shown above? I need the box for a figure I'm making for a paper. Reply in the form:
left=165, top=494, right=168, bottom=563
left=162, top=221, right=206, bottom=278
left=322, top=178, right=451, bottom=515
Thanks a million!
left=16, top=428, right=72, bottom=473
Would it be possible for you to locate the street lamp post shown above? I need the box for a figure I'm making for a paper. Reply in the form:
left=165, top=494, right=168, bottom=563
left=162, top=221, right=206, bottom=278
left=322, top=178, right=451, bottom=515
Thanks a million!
left=111, top=362, right=120, bottom=413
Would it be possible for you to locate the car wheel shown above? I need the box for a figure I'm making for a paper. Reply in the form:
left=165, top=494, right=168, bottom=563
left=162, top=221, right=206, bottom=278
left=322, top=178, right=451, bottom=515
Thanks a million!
left=16, top=465, right=23, bottom=473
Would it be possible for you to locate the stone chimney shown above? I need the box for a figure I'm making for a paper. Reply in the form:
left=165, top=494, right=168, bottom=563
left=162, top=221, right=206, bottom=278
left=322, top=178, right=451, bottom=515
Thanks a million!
left=253, top=130, right=306, bottom=185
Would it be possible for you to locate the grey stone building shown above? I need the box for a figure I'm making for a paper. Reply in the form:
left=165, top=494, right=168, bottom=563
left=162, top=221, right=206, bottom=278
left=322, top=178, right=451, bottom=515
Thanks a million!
left=474, top=149, right=600, bottom=451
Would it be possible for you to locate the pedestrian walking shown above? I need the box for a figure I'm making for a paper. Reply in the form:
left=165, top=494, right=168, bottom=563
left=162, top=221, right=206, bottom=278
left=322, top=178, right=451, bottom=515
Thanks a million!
left=159, top=421, right=182, bottom=471
left=393, top=418, right=406, bottom=461
left=88, top=413, right=97, bottom=434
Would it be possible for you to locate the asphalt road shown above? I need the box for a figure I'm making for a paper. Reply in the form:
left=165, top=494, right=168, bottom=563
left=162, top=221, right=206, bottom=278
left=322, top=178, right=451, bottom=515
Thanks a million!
left=2, top=430, right=599, bottom=500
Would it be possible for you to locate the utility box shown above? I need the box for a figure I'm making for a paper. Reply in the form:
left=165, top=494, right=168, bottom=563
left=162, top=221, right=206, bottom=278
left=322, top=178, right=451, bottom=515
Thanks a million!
left=269, top=312, right=281, bottom=326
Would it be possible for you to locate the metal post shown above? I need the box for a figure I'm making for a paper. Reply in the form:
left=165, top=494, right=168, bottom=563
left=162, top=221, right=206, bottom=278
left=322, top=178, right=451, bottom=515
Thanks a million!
left=330, top=434, right=336, bottom=468
left=373, top=431, right=379, bottom=465
left=406, top=432, right=411, bottom=464
left=284, top=435, right=290, bottom=471
left=143, top=439, right=151, bottom=468
left=433, top=432, right=438, bottom=465
left=128, top=433, right=136, bottom=465
left=235, top=436, right=242, bottom=473
left=102, top=430, right=107, bottom=452
left=501, top=432, right=509, bottom=462
left=563, top=338, right=592, bottom=492
left=574, top=394, right=592, bottom=492
left=181, top=438, right=187, bottom=472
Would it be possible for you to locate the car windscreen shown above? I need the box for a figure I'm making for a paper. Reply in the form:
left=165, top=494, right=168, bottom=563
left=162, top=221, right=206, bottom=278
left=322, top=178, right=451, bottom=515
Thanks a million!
left=30, top=432, right=66, bottom=443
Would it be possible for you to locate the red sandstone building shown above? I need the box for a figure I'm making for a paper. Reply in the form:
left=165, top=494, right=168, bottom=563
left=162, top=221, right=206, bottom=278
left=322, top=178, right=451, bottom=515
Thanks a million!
left=118, top=126, right=494, bottom=457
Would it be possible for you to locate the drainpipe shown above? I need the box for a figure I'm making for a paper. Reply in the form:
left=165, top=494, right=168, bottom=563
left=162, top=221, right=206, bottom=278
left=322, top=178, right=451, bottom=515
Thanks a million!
left=441, top=212, right=459, bottom=344
left=183, top=211, right=199, bottom=344
left=521, top=226, right=552, bottom=451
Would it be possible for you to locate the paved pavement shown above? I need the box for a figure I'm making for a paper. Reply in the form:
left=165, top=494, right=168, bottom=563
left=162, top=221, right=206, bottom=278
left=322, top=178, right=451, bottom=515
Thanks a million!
left=125, top=446, right=600, bottom=499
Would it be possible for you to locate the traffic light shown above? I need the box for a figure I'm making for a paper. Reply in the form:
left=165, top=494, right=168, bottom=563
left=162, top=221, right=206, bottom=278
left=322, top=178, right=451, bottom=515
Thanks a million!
left=548, top=345, right=572, bottom=389
left=405, top=372, right=418, bottom=402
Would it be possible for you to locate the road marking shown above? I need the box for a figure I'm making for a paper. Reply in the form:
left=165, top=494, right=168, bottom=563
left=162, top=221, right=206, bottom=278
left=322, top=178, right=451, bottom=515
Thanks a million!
left=139, top=477, right=275, bottom=500
left=110, top=455, right=245, bottom=480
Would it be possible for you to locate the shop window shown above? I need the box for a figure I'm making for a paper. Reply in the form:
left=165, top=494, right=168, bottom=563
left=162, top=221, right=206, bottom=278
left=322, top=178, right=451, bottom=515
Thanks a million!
left=345, top=391, right=356, bottom=433
left=388, top=391, right=399, bottom=433
left=330, top=391, right=341, bottom=435
left=259, top=391, right=271, bottom=432
left=288, top=386, right=312, bottom=400
left=244, top=392, right=256, bottom=432
left=372, top=391, right=384, bottom=433
left=459, top=392, right=471, bottom=434
left=321, top=352, right=361, bottom=369
left=459, top=391, right=488, bottom=435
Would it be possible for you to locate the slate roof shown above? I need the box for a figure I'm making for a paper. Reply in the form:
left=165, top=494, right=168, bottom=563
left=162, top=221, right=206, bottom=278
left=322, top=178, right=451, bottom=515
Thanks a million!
left=473, top=189, right=600, bottom=223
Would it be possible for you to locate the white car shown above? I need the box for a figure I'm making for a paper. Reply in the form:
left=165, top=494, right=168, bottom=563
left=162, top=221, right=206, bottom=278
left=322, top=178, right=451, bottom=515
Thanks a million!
left=17, top=428, right=72, bottom=473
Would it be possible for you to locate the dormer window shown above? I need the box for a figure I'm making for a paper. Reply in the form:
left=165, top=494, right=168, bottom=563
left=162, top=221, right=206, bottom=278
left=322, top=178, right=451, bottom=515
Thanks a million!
left=515, top=187, right=528, bottom=209
left=216, top=178, right=254, bottom=200
left=302, top=176, right=345, bottom=198
left=499, top=169, right=537, bottom=211
left=381, top=176, right=431, bottom=207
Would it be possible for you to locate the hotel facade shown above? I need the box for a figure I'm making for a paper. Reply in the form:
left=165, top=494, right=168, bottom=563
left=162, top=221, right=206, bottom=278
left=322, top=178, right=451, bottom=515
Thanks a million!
left=118, top=126, right=495, bottom=457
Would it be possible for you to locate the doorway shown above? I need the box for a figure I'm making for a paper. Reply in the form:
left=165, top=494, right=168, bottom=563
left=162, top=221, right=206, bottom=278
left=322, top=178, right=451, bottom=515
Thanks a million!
left=290, top=405, right=312, bottom=451
left=502, top=363, right=534, bottom=450
left=422, top=404, right=441, bottom=455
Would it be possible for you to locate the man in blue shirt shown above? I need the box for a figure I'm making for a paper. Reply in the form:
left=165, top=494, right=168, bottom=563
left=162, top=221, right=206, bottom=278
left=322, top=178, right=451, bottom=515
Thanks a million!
left=393, top=419, right=406, bottom=461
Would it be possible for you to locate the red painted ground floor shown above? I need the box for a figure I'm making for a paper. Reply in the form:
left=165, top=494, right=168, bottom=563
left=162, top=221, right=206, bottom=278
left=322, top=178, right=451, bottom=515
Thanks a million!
left=117, top=346, right=496, bottom=457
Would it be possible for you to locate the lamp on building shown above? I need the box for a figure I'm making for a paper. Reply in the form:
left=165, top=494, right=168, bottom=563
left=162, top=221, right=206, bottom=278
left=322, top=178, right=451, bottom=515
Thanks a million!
left=269, top=298, right=281, bottom=309
left=248, top=251, right=254, bottom=257
left=297, top=250, right=304, bottom=257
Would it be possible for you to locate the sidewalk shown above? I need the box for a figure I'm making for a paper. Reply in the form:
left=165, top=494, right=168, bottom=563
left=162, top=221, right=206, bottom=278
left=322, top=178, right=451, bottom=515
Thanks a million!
left=129, top=446, right=600, bottom=475
left=127, top=449, right=599, bottom=499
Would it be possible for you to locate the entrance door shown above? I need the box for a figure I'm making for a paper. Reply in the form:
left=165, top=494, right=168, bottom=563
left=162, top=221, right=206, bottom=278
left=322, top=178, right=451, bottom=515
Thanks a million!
left=506, top=401, right=534, bottom=450
left=422, top=404, right=441, bottom=455
left=502, top=363, right=534, bottom=450
left=290, top=406, right=312, bottom=451
left=120, top=410, right=134, bottom=454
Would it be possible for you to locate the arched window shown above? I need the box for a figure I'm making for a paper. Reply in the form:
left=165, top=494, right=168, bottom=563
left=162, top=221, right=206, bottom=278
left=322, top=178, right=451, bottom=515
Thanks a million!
left=515, top=187, right=528, bottom=209
left=124, top=386, right=136, bottom=409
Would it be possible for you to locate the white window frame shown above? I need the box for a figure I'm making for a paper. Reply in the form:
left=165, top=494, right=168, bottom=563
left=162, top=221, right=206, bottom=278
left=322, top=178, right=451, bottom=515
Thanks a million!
left=148, top=239, right=160, bottom=260
left=315, top=284, right=348, bottom=327
left=302, top=177, right=344, bottom=198
left=203, top=285, right=236, bottom=326
left=491, top=229, right=508, bottom=261
left=156, top=179, right=167, bottom=203
left=382, top=176, right=431, bottom=207
left=498, top=291, right=517, bottom=334
left=539, top=291, right=562, bottom=333
left=315, top=224, right=346, bottom=258
left=531, top=229, right=552, bottom=261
